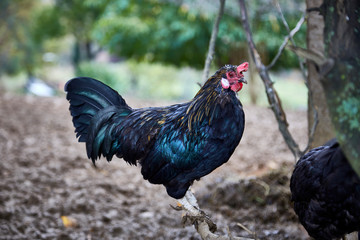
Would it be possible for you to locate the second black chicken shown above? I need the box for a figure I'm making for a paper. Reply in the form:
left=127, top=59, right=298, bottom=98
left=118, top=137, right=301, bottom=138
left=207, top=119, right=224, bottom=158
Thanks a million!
left=290, top=139, right=360, bottom=240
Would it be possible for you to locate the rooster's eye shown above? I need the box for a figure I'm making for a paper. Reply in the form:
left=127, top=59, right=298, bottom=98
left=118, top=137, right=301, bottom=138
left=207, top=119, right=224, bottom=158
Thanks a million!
left=228, top=72, right=235, bottom=78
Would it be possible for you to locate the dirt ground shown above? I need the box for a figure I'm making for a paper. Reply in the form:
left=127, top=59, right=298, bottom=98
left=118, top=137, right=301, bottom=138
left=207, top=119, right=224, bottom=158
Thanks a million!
left=0, top=93, right=311, bottom=240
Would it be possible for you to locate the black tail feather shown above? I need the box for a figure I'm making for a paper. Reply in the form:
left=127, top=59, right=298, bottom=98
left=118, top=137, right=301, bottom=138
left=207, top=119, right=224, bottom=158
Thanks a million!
left=65, top=77, right=129, bottom=142
left=65, top=77, right=131, bottom=162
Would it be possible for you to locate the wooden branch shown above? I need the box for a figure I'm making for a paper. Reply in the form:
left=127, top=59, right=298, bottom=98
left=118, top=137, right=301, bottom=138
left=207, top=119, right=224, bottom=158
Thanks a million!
left=286, top=46, right=335, bottom=70
left=238, top=0, right=302, bottom=159
left=196, top=222, right=253, bottom=240
left=202, top=0, right=226, bottom=83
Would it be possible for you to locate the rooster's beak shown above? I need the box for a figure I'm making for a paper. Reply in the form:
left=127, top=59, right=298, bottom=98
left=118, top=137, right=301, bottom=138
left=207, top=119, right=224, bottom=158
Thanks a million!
left=239, top=77, right=247, bottom=84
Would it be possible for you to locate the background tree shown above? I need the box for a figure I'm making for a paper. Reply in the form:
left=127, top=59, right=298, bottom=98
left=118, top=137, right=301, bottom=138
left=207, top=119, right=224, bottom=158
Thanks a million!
left=306, top=0, right=335, bottom=148
left=291, top=0, right=360, bottom=176
left=321, top=0, right=360, bottom=176
left=0, top=0, right=43, bottom=78
left=241, top=0, right=360, bottom=177
left=51, top=0, right=110, bottom=69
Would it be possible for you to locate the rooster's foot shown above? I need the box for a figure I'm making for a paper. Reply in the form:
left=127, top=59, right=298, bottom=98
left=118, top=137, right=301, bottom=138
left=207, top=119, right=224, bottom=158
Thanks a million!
left=173, top=189, right=217, bottom=233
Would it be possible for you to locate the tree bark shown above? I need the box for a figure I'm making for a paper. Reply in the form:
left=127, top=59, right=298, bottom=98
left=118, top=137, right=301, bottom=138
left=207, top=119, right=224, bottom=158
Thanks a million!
left=247, top=48, right=258, bottom=105
left=321, top=0, right=360, bottom=176
left=306, top=0, right=335, bottom=148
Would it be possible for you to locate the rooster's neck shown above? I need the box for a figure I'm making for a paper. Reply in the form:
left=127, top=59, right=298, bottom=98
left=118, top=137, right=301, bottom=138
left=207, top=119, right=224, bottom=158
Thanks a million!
left=184, top=79, right=240, bottom=131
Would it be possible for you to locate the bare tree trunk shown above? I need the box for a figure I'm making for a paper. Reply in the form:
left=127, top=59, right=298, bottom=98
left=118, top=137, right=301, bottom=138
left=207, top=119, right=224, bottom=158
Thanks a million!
left=321, top=0, right=360, bottom=176
left=306, top=0, right=335, bottom=148
left=85, top=41, right=94, bottom=61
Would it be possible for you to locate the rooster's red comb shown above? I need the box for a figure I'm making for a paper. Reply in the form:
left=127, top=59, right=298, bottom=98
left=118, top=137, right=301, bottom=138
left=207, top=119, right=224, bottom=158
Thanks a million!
left=237, top=62, right=249, bottom=74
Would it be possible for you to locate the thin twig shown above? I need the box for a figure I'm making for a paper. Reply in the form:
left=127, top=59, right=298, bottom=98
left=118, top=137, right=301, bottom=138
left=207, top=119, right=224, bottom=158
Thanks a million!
left=272, top=1, right=319, bottom=156
left=226, top=226, right=234, bottom=240
left=237, top=223, right=258, bottom=240
left=202, top=0, right=226, bottom=83
left=238, top=0, right=302, bottom=159
left=274, top=0, right=307, bottom=78
left=266, top=12, right=305, bottom=70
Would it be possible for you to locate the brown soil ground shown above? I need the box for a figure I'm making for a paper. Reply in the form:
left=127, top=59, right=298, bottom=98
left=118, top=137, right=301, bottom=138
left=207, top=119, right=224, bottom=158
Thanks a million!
left=0, top=93, right=310, bottom=239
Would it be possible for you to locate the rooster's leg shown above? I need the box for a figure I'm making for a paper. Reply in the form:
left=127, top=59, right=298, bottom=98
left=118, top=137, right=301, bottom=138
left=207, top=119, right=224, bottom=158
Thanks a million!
left=177, top=190, right=200, bottom=215
left=176, top=189, right=217, bottom=232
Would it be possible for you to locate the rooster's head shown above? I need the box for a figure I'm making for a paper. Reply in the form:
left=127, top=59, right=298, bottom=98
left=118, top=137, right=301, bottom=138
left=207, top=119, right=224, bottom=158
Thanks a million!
left=220, top=62, right=249, bottom=92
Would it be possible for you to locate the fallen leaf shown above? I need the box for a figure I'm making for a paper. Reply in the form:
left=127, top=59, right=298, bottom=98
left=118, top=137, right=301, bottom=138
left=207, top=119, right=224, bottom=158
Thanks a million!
left=61, top=216, right=77, bottom=228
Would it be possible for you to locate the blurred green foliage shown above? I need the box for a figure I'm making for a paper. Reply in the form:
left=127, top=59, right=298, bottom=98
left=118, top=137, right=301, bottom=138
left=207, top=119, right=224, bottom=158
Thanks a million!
left=48, top=0, right=110, bottom=66
left=75, top=60, right=307, bottom=109
left=77, top=60, right=200, bottom=100
left=92, top=0, right=305, bottom=69
left=76, top=61, right=132, bottom=94
left=0, top=0, right=306, bottom=78
left=0, top=0, right=42, bottom=76
left=92, top=0, right=212, bottom=68
left=97, top=0, right=305, bottom=68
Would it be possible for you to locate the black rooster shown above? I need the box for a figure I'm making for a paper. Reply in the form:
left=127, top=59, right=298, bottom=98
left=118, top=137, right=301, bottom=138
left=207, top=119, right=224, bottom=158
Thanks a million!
left=290, top=139, right=360, bottom=240
left=65, top=63, right=248, bottom=202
